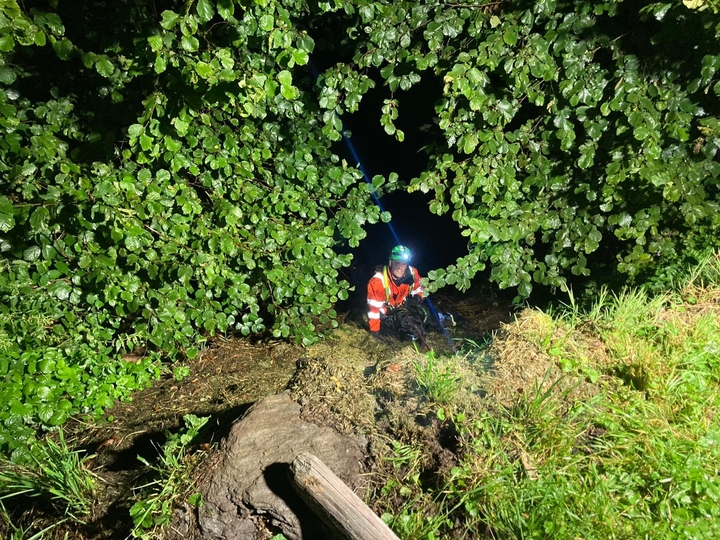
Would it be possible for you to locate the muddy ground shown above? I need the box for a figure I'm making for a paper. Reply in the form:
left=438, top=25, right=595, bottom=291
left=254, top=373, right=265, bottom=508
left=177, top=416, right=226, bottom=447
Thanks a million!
left=5, top=290, right=516, bottom=539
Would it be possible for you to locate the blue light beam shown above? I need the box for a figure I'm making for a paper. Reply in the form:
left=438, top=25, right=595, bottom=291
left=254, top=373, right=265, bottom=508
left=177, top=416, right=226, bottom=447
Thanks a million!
left=309, top=60, right=456, bottom=353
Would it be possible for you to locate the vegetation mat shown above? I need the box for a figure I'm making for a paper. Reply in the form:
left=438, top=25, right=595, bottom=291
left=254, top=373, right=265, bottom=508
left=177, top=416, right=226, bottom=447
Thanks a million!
left=3, top=273, right=720, bottom=539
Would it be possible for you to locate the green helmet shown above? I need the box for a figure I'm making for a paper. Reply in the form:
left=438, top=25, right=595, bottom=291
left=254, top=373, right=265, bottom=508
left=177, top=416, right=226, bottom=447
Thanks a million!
left=389, top=245, right=412, bottom=263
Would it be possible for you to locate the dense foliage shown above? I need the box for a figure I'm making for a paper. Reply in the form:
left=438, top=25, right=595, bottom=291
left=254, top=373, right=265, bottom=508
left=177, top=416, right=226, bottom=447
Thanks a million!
left=314, top=0, right=720, bottom=294
left=0, top=0, right=391, bottom=454
left=1, top=0, right=719, bottom=453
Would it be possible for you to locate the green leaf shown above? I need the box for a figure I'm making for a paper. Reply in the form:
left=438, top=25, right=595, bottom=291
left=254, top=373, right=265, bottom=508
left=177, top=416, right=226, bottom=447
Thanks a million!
left=44, top=13, right=65, bottom=35
left=0, top=34, right=14, bottom=52
left=181, top=36, right=199, bottom=52
left=52, top=38, right=73, bottom=60
left=155, top=55, right=167, bottom=74
left=503, top=27, right=518, bottom=46
left=277, top=70, right=292, bottom=87
left=0, top=197, right=15, bottom=232
left=48, top=280, right=71, bottom=300
left=259, top=14, right=274, bottom=32
left=518, top=281, right=532, bottom=297
left=281, top=85, right=297, bottom=100
left=95, top=58, right=114, bottom=77
left=140, top=133, right=153, bottom=151
left=0, top=67, right=17, bottom=85
left=147, top=35, right=163, bottom=52
left=23, top=245, right=41, bottom=261
left=297, top=34, right=315, bottom=53
left=463, top=133, right=478, bottom=154
left=194, top=61, right=214, bottom=79
left=156, top=169, right=171, bottom=183
left=217, top=0, right=234, bottom=19
left=47, top=410, right=69, bottom=426
left=125, top=235, right=143, bottom=251
left=30, top=207, right=49, bottom=231
left=38, top=404, right=55, bottom=423
left=173, top=118, right=189, bottom=136
left=633, top=126, right=649, bottom=141
left=292, top=49, right=309, bottom=66
left=578, top=153, right=593, bottom=169
left=160, top=10, right=181, bottom=30
left=196, top=0, right=215, bottom=23
left=128, top=124, right=144, bottom=139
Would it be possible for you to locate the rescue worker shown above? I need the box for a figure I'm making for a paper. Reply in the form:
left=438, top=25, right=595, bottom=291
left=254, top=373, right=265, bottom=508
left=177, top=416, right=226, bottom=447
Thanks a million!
left=367, top=245, right=425, bottom=338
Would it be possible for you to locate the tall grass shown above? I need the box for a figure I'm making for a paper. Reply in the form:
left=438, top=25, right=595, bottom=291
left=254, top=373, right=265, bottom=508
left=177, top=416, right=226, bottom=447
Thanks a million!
left=0, top=430, right=95, bottom=522
left=379, top=254, right=720, bottom=539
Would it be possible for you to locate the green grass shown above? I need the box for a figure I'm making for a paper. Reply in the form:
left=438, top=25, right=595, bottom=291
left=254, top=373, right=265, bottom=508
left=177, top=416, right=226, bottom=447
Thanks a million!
left=379, top=254, right=720, bottom=539
left=0, top=500, right=66, bottom=540
left=129, top=414, right=209, bottom=539
left=413, top=350, right=462, bottom=405
left=0, top=429, right=96, bottom=523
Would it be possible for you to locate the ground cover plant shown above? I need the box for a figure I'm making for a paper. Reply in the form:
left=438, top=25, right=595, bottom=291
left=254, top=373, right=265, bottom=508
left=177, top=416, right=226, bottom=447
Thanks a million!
left=129, top=414, right=209, bottom=539
left=1, top=259, right=719, bottom=538
left=0, top=428, right=97, bottom=538
left=373, top=255, right=720, bottom=539
left=0, top=429, right=96, bottom=522
left=0, top=297, right=161, bottom=460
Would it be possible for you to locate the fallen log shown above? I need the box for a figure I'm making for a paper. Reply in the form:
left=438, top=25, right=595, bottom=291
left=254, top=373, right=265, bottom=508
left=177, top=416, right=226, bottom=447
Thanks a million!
left=290, top=452, right=400, bottom=540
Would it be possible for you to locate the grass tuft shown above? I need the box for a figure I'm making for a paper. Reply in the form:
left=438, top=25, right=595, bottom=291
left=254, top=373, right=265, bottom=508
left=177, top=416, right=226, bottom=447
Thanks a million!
left=0, top=430, right=95, bottom=523
left=129, top=413, right=209, bottom=539
left=413, top=351, right=462, bottom=405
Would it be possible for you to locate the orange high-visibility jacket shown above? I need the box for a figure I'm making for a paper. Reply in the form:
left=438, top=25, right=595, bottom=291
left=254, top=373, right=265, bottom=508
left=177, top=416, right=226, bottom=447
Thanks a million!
left=367, top=266, right=424, bottom=332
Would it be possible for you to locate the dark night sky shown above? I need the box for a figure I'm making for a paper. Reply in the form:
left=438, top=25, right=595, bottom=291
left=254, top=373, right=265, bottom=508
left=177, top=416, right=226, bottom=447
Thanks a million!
left=336, top=75, right=468, bottom=284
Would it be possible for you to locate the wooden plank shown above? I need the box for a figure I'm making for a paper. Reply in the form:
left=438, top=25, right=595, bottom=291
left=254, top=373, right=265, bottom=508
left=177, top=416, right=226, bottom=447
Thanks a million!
left=290, top=452, right=400, bottom=540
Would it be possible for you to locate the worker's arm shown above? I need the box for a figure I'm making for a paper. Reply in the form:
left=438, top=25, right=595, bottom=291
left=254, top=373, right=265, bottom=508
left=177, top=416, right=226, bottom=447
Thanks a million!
left=410, top=267, right=424, bottom=300
left=367, top=274, right=386, bottom=332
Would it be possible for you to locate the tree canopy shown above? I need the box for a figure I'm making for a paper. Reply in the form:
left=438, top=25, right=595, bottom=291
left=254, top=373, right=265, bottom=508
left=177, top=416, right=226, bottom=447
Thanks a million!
left=1, top=0, right=719, bottom=453
left=317, top=0, right=720, bottom=295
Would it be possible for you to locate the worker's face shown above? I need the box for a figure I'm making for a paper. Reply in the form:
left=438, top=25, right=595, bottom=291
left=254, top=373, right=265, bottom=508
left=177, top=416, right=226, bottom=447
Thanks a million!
left=390, top=260, right=408, bottom=279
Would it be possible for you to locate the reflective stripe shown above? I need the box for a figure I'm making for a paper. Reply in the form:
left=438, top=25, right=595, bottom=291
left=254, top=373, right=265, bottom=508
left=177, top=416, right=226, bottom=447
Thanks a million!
left=383, top=267, right=391, bottom=304
left=411, top=286, right=423, bottom=296
left=367, top=298, right=385, bottom=308
left=368, top=312, right=381, bottom=319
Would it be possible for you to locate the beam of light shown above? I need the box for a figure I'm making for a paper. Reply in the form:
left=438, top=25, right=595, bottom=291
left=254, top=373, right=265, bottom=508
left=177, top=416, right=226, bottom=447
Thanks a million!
left=307, top=60, right=401, bottom=246
left=340, top=132, right=402, bottom=246
left=308, top=60, right=457, bottom=353
left=423, top=297, right=458, bottom=354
